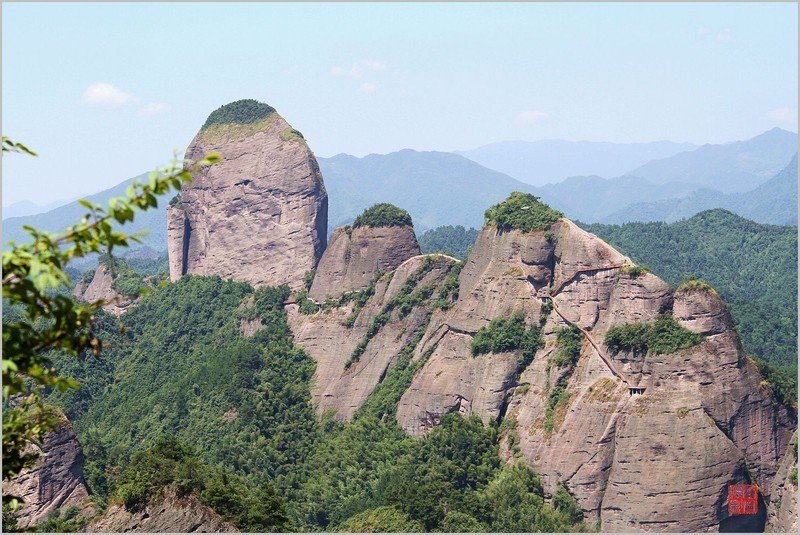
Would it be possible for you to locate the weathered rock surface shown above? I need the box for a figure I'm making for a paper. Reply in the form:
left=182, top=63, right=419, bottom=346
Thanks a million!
left=388, top=219, right=795, bottom=531
left=85, top=486, right=237, bottom=533
left=73, top=263, right=135, bottom=316
left=309, top=225, right=420, bottom=302
left=765, top=435, right=798, bottom=533
left=167, top=101, right=327, bottom=289
left=288, top=254, right=458, bottom=420
left=4, top=414, right=95, bottom=529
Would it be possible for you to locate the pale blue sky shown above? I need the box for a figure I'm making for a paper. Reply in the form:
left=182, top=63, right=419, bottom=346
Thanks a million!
left=3, top=1, right=797, bottom=206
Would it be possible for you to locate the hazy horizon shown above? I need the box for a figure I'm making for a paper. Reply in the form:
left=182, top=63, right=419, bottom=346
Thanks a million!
left=3, top=2, right=797, bottom=206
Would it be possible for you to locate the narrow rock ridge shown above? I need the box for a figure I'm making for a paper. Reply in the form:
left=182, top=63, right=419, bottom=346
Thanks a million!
left=3, top=413, right=95, bottom=529
left=84, top=485, right=238, bottom=533
left=309, top=224, right=421, bottom=302
left=167, top=100, right=328, bottom=290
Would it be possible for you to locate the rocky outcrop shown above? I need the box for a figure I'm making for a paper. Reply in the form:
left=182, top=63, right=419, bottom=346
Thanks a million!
left=387, top=219, right=794, bottom=532
left=286, top=210, right=796, bottom=531
left=85, top=486, right=237, bottom=533
left=309, top=225, right=420, bottom=302
left=766, top=435, right=798, bottom=533
left=3, top=414, right=95, bottom=529
left=73, top=263, right=135, bottom=316
left=167, top=100, right=327, bottom=290
left=288, top=254, right=458, bottom=420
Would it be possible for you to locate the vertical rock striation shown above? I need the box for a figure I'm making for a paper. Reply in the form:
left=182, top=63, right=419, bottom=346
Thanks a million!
left=309, top=224, right=420, bottom=302
left=167, top=100, right=327, bottom=289
left=3, top=413, right=95, bottom=529
left=765, top=434, right=798, bottom=533
left=290, top=253, right=457, bottom=420
left=392, top=214, right=794, bottom=532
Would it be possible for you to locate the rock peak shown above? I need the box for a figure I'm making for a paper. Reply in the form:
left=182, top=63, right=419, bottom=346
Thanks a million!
left=168, top=102, right=327, bottom=289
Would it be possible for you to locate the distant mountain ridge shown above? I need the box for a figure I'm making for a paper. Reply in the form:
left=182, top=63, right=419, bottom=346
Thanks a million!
left=4, top=130, right=796, bottom=252
left=318, top=149, right=538, bottom=231
left=2, top=173, right=165, bottom=248
left=604, top=155, right=797, bottom=225
left=456, top=139, right=696, bottom=186
left=628, top=127, right=797, bottom=193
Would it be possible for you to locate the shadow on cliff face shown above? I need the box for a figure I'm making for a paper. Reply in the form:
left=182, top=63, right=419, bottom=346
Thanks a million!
left=719, top=498, right=767, bottom=533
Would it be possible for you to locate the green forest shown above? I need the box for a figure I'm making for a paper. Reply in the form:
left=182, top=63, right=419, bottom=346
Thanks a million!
left=419, top=225, right=480, bottom=260
left=43, top=275, right=586, bottom=532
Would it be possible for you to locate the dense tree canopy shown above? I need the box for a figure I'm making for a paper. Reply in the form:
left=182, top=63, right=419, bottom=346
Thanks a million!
left=1, top=137, right=218, bottom=491
left=418, top=225, right=479, bottom=260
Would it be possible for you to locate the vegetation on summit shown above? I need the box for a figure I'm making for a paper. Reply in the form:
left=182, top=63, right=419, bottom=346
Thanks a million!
left=352, top=203, right=413, bottom=229
left=484, top=192, right=563, bottom=233
left=201, top=99, right=276, bottom=130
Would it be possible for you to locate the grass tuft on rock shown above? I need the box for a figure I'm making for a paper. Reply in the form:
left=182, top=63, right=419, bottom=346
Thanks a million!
left=484, top=192, right=562, bottom=233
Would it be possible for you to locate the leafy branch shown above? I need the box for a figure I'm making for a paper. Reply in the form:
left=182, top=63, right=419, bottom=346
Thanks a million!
left=2, top=137, right=219, bottom=490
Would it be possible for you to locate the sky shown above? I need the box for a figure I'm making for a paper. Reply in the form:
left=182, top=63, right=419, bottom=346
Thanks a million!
left=2, top=1, right=797, bottom=207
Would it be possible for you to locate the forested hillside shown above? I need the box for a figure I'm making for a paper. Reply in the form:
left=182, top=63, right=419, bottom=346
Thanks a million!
left=418, top=225, right=480, bottom=259
left=584, top=210, right=797, bottom=376
left=47, top=276, right=583, bottom=532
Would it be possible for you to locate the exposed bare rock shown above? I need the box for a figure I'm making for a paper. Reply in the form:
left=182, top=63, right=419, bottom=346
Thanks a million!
left=167, top=100, right=327, bottom=289
left=766, top=435, right=798, bottom=533
left=85, top=486, right=237, bottom=533
left=288, top=254, right=457, bottom=420
left=390, top=217, right=794, bottom=532
left=672, top=286, right=734, bottom=335
left=73, top=263, right=135, bottom=316
left=309, top=225, right=420, bottom=302
left=4, top=413, right=95, bottom=529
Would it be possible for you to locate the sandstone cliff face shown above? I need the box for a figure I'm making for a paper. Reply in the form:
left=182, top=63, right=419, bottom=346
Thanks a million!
left=85, top=486, right=237, bottom=533
left=289, top=215, right=795, bottom=532
left=288, top=254, right=458, bottom=420
left=766, top=435, right=798, bottom=533
left=73, top=263, right=135, bottom=316
left=309, top=225, right=420, bottom=302
left=167, top=102, right=327, bottom=289
left=4, top=416, right=95, bottom=529
left=393, top=219, right=794, bottom=532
